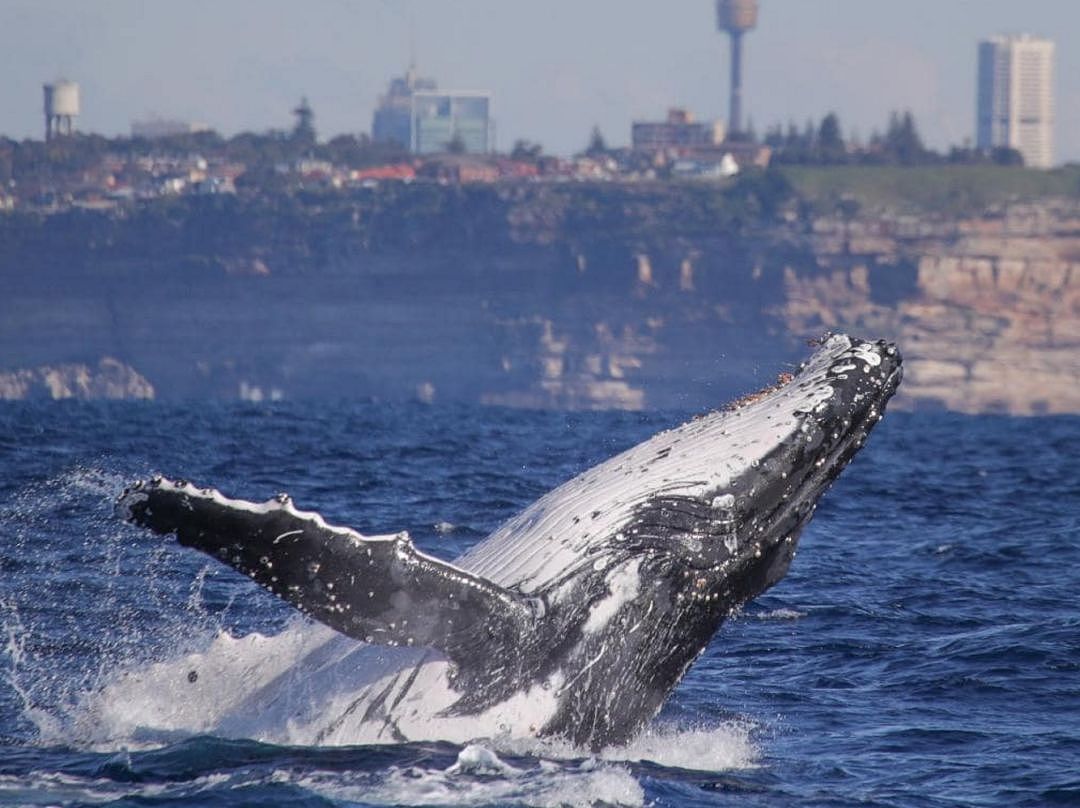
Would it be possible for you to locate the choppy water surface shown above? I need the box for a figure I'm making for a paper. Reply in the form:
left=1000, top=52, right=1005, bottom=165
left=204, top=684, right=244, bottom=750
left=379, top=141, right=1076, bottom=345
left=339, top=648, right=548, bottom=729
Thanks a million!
left=0, top=402, right=1076, bottom=807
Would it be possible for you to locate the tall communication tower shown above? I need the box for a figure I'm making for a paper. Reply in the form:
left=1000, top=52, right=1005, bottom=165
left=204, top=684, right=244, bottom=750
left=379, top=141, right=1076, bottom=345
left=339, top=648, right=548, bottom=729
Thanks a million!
left=715, top=0, right=758, bottom=138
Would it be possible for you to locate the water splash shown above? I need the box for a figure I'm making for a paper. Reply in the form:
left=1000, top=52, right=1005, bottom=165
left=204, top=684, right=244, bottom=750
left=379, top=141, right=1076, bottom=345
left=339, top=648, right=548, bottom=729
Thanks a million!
left=0, top=467, right=237, bottom=747
left=752, top=607, right=807, bottom=621
left=296, top=744, right=646, bottom=808
left=606, top=723, right=759, bottom=771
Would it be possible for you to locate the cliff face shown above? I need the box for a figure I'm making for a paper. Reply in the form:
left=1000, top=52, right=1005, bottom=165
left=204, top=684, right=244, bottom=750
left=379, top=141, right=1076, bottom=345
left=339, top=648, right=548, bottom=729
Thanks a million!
left=0, top=184, right=1076, bottom=413
left=782, top=203, right=1080, bottom=414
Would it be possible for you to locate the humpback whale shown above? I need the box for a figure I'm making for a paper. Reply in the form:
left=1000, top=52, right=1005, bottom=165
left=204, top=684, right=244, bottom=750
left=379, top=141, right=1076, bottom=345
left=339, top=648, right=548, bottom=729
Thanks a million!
left=117, top=334, right=901, bottom=750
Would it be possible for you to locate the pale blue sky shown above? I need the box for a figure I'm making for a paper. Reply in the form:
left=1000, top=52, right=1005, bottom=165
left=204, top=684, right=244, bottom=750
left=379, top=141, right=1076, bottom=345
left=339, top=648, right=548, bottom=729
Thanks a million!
left=2, top=0, right=1077, bottom=162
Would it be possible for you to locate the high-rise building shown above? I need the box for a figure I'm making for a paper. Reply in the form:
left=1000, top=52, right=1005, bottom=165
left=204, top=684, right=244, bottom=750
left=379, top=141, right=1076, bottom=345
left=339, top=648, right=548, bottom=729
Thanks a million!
left=977, top=34, right=1054, bottom=168
left=411, top=92, right=491, bottom=154
left=372, top=66, right=492, bottom=155
left=372, top=64, right=437, bottom=148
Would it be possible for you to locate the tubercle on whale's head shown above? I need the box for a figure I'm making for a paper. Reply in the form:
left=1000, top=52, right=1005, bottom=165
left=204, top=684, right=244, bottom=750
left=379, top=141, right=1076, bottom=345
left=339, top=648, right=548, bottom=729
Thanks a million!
left=694, top=335, right=902, bottom=601
left=792, top=335, right=903, bottom=469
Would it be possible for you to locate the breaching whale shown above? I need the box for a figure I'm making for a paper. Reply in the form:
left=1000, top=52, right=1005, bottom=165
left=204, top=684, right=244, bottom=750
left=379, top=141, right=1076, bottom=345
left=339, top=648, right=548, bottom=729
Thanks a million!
left=117, top=334, right=901, bottom=750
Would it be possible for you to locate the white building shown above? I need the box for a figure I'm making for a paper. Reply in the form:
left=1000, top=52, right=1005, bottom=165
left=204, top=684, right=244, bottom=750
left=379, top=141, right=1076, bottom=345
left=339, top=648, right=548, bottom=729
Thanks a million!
left=976, top=34, right=1055, bottom=168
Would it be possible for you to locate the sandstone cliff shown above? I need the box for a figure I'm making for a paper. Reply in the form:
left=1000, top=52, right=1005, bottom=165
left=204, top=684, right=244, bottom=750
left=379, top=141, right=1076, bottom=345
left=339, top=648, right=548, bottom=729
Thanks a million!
left=782, top=202, right=1080, bottom=414
left=0, top=182, right=1076, bottom=414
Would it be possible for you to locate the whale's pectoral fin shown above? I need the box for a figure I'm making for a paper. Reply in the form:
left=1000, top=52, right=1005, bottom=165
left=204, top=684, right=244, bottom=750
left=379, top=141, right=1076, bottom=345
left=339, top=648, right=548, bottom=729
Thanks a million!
left=117, top=478, right=538, bottom=676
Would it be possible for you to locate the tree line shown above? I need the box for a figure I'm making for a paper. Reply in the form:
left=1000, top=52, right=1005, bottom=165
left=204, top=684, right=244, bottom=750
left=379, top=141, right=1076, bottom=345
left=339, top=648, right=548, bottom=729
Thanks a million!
left=761, top=110, right=1023, bottom=167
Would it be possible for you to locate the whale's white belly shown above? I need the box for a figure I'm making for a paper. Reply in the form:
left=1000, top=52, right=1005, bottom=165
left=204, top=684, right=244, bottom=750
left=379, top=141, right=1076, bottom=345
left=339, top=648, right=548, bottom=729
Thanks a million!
left=80, top=619, right=563, bottom=749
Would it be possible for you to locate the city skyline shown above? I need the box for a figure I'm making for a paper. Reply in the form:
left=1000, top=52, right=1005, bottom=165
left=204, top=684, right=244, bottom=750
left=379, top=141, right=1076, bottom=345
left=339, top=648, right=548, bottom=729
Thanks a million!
left=1, top=0, right=1078, bottom=163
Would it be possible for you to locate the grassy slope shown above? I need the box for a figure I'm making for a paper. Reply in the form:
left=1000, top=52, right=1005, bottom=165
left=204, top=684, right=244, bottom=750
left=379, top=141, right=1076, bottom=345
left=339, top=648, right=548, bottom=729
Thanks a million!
left=780, top=164, right=1080, bottom=215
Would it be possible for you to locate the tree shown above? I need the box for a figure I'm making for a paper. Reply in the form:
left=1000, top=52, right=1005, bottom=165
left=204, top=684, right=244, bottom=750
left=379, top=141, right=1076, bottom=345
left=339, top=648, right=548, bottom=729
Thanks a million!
left=510, top=139, right=543, bottom=162
left=784, top=121, right=803, bottom=151
left=817, top=112, right=845, bottom=163
left=883, top=110, right=926, bottom=165
left=726, top=168, right=794, bottom=220
left=585, top=126, right=608, bottom=157
left=321, top=133, right=409, bottom=168
left=744, top=117, right=758, bottom=144
left=446, top=133, right=467, bottom=154
left=762, top=124, right=784, bottom=149
left=225, top=130, right=293, bottom=171
left=991, top=146, right=1024, bottom=166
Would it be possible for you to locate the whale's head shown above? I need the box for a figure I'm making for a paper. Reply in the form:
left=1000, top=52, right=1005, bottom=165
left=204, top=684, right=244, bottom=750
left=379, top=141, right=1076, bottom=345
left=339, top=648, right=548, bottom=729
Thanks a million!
left=691, top=334, right=903, bottom=604
left=463, top=334, right=902, bottom=610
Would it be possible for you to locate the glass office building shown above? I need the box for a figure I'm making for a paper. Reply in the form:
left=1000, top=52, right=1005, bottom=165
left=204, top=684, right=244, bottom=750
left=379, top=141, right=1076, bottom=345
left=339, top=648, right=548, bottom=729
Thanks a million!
left=372, top=67, right=493, bottom=155
left=411, top=92, right=492, bottom=155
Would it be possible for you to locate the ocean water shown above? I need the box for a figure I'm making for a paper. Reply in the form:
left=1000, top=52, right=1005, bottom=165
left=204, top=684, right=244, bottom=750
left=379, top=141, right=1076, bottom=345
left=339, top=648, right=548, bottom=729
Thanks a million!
left=0, top=401, right=1076, bottom=807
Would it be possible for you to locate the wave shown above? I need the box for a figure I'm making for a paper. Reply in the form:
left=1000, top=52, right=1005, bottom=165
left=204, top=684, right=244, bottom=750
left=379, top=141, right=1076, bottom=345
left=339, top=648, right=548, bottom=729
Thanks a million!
left=0, top=740, right=649, bottom=808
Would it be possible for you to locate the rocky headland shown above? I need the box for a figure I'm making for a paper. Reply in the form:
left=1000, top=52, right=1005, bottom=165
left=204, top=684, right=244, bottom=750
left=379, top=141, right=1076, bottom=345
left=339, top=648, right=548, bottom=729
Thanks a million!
left=0, top=172, right=1076, bottom=413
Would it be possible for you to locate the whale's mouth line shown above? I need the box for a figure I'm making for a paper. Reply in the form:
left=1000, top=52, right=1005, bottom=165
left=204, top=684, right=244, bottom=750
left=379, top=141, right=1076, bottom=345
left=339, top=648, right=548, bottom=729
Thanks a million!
left=877, top=362, right=903, bottom=398
left=715, top=340, right=902, bottom=579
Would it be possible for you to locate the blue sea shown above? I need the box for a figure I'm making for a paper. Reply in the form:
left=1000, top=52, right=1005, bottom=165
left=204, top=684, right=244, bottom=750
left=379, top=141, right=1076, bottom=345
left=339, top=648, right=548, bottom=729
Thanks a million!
left=0, top=402, right=1077, bottom=807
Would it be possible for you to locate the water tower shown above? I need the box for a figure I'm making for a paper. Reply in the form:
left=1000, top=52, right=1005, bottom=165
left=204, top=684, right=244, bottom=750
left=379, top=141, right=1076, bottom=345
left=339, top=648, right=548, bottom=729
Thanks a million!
left=44, top=79, right=80, bottom=141
left=716, top=0, right=758, bottom=138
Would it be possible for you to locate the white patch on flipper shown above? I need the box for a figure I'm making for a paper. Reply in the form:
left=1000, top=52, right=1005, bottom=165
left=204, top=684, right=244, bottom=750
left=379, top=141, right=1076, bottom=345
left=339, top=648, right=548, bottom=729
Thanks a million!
left=127, top=479, right=403, bottom=545
left=583, top=559, right=642, bottom=635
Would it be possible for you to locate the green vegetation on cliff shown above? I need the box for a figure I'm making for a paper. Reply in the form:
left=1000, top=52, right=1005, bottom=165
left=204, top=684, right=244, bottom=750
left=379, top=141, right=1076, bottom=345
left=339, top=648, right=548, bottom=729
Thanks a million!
left=783, top=165, right=1080, bottom=215
left=0, top=172, right=798, bottom=277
